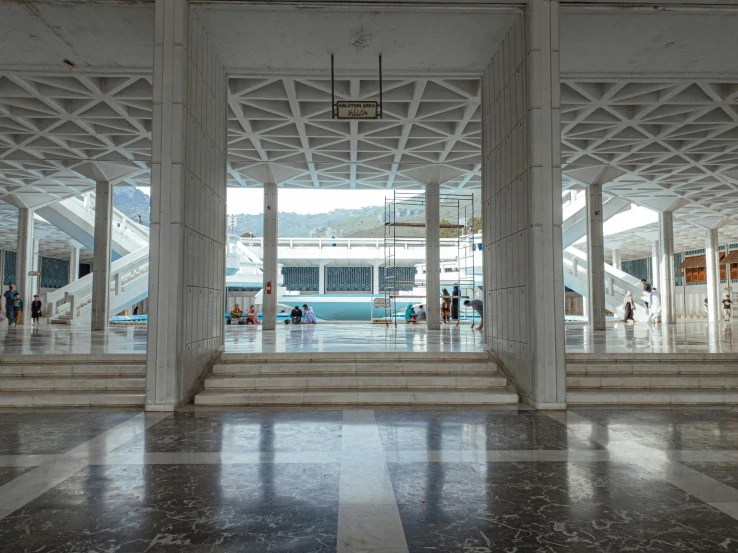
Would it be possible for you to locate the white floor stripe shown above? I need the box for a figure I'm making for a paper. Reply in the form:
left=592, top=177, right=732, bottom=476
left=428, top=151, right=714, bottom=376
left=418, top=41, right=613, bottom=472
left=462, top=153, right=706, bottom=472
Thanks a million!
left=547, top=410, right=738, bottom=521
left=337, top=410, right=409, bottom=553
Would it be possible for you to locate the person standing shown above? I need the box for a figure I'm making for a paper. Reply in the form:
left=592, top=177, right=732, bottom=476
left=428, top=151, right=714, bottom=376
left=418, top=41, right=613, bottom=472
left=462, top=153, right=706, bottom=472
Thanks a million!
left=722, top=294, right=732, bottom=321
left=12, top=292, right=23, bottom=326
left=31, top=295, right=42, bottom=326
left=704, top=297, right=709, bottom=317
left=137, top=215, right=144, bottom=225
left=4, top=284, right=16, bottom=326
left=441, top=289, right=451, bottom=323
left=641, top=279, right=652, bottom=311
left=451, top=284, right=460, bottom=321
left=623, top=291, right=635, bottom=323
left=649, top=288, right=661, bottom=324
left=463, top=299, right=484, bottom=331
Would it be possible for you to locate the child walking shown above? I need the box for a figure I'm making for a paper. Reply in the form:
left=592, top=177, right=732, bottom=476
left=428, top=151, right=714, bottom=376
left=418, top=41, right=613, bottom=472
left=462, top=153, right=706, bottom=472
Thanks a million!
left=31, top=295, right=42, bottom=325
left=12, top=292, right=23, bottom=326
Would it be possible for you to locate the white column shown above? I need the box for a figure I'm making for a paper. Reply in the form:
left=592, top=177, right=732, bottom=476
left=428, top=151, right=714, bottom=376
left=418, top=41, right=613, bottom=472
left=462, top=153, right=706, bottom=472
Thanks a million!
left=31, top=238, right=41, bottom=297
left=651, top=240, right=660, bottom=290
left=659, top=211, right=676, bottom=324
left=425, top=182, right=441, bottom=330
left=481, top=1, right=565, bottom=408
left=0, top=248, right=4, bottom=291
left=146, top=0, right=227, bottom=410
left=68, top=246, right=80, bottom=284
left=611, top=249, right=621, bottom=271
left=372, top=263, right=381, bottom=295
left=262, top=181, right=278, bottom=330
left=318, top=261, right=326, bottom=294
left=15, top=208, right=34, bottom=325
left=91, top=180, right=113, bottom=331
left=586, top=183, right=606, bottom=330
left=705, top=228, right=720, bottom=322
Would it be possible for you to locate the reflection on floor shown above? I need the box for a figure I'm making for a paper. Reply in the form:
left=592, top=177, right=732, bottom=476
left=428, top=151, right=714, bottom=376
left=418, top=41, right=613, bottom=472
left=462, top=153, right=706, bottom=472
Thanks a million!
left=224, top=323, right=486, bottom=353
left=566, top=319, right=738, bottom=354
left=0, top=323, right=147, bottom=355
left=0, top=407, right=736, bottom=552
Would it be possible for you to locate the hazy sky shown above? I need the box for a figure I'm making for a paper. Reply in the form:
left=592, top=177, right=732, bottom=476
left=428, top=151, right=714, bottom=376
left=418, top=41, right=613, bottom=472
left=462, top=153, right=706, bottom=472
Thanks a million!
left=138, top=187, right=409, bottom=214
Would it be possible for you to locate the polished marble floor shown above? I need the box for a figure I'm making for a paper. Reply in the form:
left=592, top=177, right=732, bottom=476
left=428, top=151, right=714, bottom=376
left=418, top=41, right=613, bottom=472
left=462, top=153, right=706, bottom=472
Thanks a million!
left=0, top=407, right=736, bottom=552
left=0, top=323, right=147, bottom=355
left=565, top=318, right=738, bottom=354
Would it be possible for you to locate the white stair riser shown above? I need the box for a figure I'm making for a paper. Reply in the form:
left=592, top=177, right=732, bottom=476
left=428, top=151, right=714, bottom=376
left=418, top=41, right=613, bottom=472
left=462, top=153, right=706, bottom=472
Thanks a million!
left=568, top=375, right=738, bottom=389
left=0, top=366, right=146, bottom=377
left=568, top=390, right=738, bottom=405
left=195, top=391, right=518, bottom=406
left=568, top=363, right=738, bottom=375
left=0, top=393, right=145, bottom=408
left=205, top=375, right=507, bottom=390
left=220, top=352, right=489, bottom=364
left=0, top=378, right=145, bottom=392
left=213, top=362, right=496, bottom=376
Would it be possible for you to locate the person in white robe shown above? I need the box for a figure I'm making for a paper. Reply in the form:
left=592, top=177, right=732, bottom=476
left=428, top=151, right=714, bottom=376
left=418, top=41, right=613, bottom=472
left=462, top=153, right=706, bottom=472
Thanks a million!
left=303, top=304, right=317, bottom=324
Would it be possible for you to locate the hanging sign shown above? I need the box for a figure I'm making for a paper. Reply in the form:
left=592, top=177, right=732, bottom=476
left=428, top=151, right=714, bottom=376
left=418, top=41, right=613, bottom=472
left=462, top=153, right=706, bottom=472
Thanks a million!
left=336, top=101, right=379, bottom=120
left=28, top=271, right=41, bottom=277
left=373, top=297, right=390, bottom=309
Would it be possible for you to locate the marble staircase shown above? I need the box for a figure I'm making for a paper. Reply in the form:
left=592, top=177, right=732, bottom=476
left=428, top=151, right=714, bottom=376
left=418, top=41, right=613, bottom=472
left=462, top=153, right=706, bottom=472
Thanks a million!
left=195, top=352, right=518, bottom=406
left=0, top=354, right=146, bottom=407
left=567, top=353, right=738, bottom=405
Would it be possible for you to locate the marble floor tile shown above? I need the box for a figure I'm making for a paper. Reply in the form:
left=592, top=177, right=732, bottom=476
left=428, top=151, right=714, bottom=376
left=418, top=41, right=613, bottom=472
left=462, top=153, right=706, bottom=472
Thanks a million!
left=565, top=319, right=738, bottom=354
left=0, top=463, right=340, bottom=553
left=0, top=466, right=35, bottom=486
left=115, top=411, right=344, bottom=453
left=682, top=462, right=738, bottom=492
left=570, top=408, right=738, bottom=450
left=0, top=324, right=147, bottom=355
left=0, top=411, right=139, bottom=455
left=375, top=410, right=603, bottom=451
left=389, top=461, right=738, bottom=552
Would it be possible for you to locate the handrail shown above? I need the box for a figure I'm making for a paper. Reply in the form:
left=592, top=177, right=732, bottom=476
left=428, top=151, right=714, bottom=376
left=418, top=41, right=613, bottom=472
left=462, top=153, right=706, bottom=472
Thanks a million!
left=240, top=235, right=481, bottom=249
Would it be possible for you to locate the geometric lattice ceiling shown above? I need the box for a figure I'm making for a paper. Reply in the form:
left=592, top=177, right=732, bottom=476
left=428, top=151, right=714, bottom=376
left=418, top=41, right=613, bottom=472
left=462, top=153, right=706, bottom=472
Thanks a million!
left=562, top=80, right=738, bottom=225
left=0, top=74, right=152, bottom=207
left=227, top=77, right=481, bottom=189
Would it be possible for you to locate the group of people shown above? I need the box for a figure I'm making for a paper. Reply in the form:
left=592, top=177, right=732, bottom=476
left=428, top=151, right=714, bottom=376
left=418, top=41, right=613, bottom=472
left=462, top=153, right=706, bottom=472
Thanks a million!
left=2, top=284, right=42, bottom=326
left=228, top=304, right=260, bottom=325
left=289, top=304, right=317, bottom=324
left=704, top=295, right=733, bottom=321
left=404, top=287, right=484, bottom=331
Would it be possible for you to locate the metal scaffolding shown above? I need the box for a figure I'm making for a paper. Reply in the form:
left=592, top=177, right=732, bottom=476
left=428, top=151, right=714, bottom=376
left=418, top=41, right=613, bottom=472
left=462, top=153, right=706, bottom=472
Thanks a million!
left=383, top=190, right=478, bottom=326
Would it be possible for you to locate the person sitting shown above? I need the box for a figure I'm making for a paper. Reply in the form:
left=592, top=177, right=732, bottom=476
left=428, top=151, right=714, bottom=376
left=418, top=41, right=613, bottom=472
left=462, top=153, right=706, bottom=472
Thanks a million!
left=303, top=304, right=317, bottom=324
left=291, top=305, right=303, bottom=324
left=404, top=304, right=418, bottom=324
left=228, top=304, right=243, bottom=324
left=416, top=304, right=426, bottom=321
left=246, top=305, right=260, bottom=325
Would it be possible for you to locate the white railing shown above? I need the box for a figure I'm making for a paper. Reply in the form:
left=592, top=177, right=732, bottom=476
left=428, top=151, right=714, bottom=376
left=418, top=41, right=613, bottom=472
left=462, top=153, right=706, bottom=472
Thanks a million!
left=78, top=192, right=149, bottom=249
left=240, top=235, right=480, bottom=250
left=45, top=247, right=149, bottom=322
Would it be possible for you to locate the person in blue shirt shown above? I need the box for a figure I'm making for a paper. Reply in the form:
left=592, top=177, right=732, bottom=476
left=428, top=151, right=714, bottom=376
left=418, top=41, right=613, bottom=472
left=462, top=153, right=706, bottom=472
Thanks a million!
left=12, top=292, right=23, bottom=326
left=3, top=284, right=16, bottom=326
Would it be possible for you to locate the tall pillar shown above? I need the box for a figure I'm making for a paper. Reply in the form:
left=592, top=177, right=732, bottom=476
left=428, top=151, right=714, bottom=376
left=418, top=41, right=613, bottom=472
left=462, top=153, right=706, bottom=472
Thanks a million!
left=68, top=246, right=80, bottom=284
left=586, top=183, right=606, bottom=330
left=0, top=248, right=5, bottom=291
left=262, top=181, right=278, bottom=330
left=31, top=238, right=41, bottom=297
left=651, top=240, right=660, bottom=289
left=15, top=208, right=34, bottom=325
left=425, top=182, right=441, bottom=330
left=481, top=1, right=565, bottom=408
left=318, top=261, right=326, bottom=295
left=705, top=228, right=720, bottom=322
left=371, top=263, right=381, bottom=295
left=146, top=0, right=227, bottom=410
left=611, top=249, right=621, bottom=271
left=91, top=180, right=113, bottom=331
left=659, top=211, right=676, bottom=324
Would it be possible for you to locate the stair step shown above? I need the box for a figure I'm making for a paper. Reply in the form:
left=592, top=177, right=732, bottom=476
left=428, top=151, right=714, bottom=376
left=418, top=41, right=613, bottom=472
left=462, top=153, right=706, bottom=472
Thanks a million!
left=0, top=365, right=146, bottom=377
left=204, top=375, right=507, bottom=390
left=0, top=377, right=145, bottom=392
left=213, top=362, right=496, bottom=376
left=0, top=392, right=145, bottom=408
left=195, top=389, right=519, bottom=406
left=220, top=352, right=489, bottom=363
left=567, top=388, right=738, bottom=405
left=567, top=375, right=738, bottom=389
left=567, top=363, right=738, bottom=375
